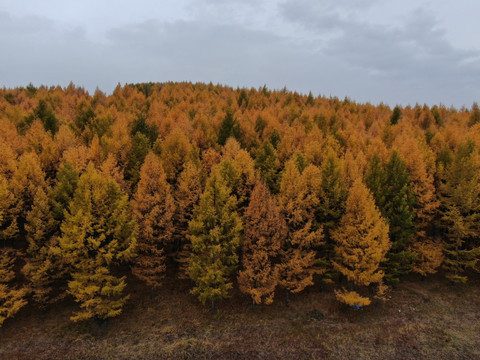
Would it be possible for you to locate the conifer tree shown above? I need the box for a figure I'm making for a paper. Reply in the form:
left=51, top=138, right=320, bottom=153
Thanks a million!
left=332, top=179, right=390, bottom=307
left=277, top=161, right=324, bottom=300
left=317, top=152, right=348, bottom=282
left=0, top=176, right=18, bottom=246
left=50, top=162, right=79, bottom=222
left=238, top=181, right=286, bottom=305
left=132, top=152, right=175, bottom=290
left=125, top=132, right=150, bottom=186
left=0, top=249, right=27, bottom=327
left=439, top=141, right=480, bottom=283
left=188, top=171, right=242, bottom=312
left=22, top=188, right=66, bottom=305
left=173, top=161, right=203, bottom=279
left=59, top=165, right=137, bottom=321
left=218, top=109, right=242, bottom=146
left=11, top=152, right=47, bottom=223
left=254, top=140, right=281, bottom=193
left=366, top=152, right=416, bottom=284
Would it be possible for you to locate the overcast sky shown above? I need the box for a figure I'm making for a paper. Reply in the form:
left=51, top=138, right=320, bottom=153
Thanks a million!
left=0, top=0, right=479, bottom=107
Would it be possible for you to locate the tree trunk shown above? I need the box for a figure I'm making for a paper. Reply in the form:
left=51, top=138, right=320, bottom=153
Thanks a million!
left=211, top=299, right=215, bottom=314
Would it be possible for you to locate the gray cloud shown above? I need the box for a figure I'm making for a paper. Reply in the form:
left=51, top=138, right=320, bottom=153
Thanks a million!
left=0, top=3, right=478, bottom=107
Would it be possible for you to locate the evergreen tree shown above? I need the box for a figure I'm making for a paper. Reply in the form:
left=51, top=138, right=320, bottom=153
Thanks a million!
left=390, top=105, right=402, bottom=125
left=366, top=152, right=416, bottom=284
left=317, top=152, right=348, bottom=283
left=254, top=140, right=281, bottom=193
left=332, top=179, right=390, bottom=307
left=132, top=152, right=175, bottom=290
left=188, top=171, right=242, bottom=312
left=439, top=141, right=480, bottom=283
left=125, top=132, right=151, bottom=186
left=218, top=110, right=242, bottom=146
left=238, top=181, right=286, bottom=305
left=50, top=162, right=79, bottom=222
left=59, top=165, right=137, bottom=321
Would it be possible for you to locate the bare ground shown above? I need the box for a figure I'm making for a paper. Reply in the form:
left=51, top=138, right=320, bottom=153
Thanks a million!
left=1, top=275, right=479, bottom=359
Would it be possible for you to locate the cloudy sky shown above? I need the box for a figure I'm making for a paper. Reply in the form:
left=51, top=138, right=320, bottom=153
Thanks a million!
left=0, top=0, right=479, bottom=107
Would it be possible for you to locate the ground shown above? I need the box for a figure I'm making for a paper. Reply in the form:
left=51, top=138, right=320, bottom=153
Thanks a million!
left=1, top=274, right=479, bottom=359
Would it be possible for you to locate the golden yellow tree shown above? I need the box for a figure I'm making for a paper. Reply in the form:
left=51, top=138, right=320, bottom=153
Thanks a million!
left=238, top=181, right=286, bottom=305
left=278, top=160, right=324, bottom=301
left=332, top=179, right=390, bottom=307
left=132, top=152, right=175, bottom=291
left=0, top=249, right=27, bottom=327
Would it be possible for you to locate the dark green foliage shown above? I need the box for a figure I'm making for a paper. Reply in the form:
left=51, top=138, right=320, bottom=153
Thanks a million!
left=131, top=114, right=158, bottom=144
left=293, top=152, right=308, bottom=174
left=125, top=132, right=151, bottom=186
left=50, top=163, right=80, bottom=222
left=306, top=92, right=315, bottom=106
left=254, top=141, right=280, bottom=193
left=254, top=116, right=267, bottom=136
left=218, top=110, right=242, bottom=146
left=366, top=152, right=417, bottom=284
left=390, top=106, right=402, bottom=125
left=74, top=101, right=95, bottom=133
left=268, top=129, right=281, bottom=149
left=237, top=89, right=249, bottom=108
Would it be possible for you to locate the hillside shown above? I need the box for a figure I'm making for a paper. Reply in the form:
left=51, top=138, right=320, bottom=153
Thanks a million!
left=0, top=82, right=480, bottom=358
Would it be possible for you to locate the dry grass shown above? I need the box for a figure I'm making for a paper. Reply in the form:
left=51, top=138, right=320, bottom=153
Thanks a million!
left=1, top=275, right=479, bottom=359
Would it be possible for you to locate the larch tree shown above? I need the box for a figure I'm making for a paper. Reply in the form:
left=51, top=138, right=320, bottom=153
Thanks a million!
left=59, top=165, right=137, bottom=322
left=0, top=176, right=18, bottom=246
left=132, top=152, right=175, bottom=292
left=438, top=141, right=480, bottom=283
left=187, top=171, right=242, bottom=312
left=332, top=179, right=390, bottom=307
left=277, top=160, right=324, bottom=301
left=173, top=160, right=203, bottom=279
left=238, top=181, right=286, bottom=305
left=22, top=187, right=66, bottom=305
left=0, top=249, right=27, bottom=327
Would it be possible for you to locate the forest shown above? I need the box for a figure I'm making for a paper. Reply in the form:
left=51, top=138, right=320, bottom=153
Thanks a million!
left=0, top=81, right=479, bottom=327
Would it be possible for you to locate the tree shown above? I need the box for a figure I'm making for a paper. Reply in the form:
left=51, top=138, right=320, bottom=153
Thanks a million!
left=11, top=152, right=47, bottom=223
left=132, top=152, right=175, bottom=291
left=50, top=162, right=79, bottom=222
left=277, top=161, right=324, bottom=300
left=238, top=181, right=286, bottom=305
left=218, top=109, right=242, bottom=146
left=332, top=179, right=390, bottom=307
left=125, top=132, right=150, bottom=186
left=316, top=151, right=348, bottom=283
left=188, top=171, right=242, bottom=312
left=0, top=249, right=27, bottom=327
left=59, top=165, right=137, bottom=321
left=365, top=152, right=416, bottom=284
left=439, top=141, right=480, bottom=283
left=0, top=176, right=18, bottom=246
left=254, top=140, right=281, bottom=193
left=173, top=161, right=203, bottom=279
left=390, top=105, right=402, bottom=125
left=22, top=188, right=66, bottom=305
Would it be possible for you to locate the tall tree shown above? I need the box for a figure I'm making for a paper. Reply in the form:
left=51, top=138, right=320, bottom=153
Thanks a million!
left=188, top=172, right=242, bottom=312
left=238, top=181, right=286, bottom=305
left=59, top=165, right=137, bottom=321
left=277, top=161, right=324, bottom=300
left=366, top=152, right=416, bottom=284
left=0, top=249, right=27, bottom=327
left=22, top=188, right=66, bottom=305
left=173, top=161, right=203, bottom=279
left=439, top=141, right=480, bottom=283
left=132, top=152, right=175, bottom=291
left=0, top=176, right=18, bottom=246
left=332, top=179, right=390, bottom=307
